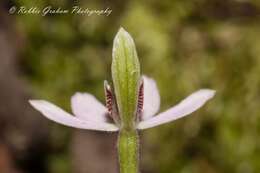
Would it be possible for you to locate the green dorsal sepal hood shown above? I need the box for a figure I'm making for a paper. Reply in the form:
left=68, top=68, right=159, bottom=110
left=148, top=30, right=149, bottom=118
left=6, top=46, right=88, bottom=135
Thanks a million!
left=111, top=27, right=141, bottom=130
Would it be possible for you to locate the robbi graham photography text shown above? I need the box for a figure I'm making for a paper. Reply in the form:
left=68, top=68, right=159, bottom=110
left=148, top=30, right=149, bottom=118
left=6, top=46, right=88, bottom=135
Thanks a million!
left=9, top=5, right=112, bottom=16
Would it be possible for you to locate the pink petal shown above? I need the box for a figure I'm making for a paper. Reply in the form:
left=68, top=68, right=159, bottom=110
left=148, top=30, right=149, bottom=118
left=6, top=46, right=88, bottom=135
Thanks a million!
left=71, top=92, right=107, bottom=122
left=29, top=100, right=119, bottom=132
left=137, top=89, right=215, bottom=130
left=142, top=76, right=160, bottom=120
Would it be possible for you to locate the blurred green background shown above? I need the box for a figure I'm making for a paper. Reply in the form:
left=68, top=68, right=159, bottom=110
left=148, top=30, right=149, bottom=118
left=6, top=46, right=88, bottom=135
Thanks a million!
left=1, top=0, right=260, bottom=173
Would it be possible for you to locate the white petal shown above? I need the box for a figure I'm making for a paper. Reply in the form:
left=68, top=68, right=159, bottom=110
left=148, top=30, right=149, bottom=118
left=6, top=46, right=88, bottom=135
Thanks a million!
left=137, top=89, right=215, bottom=130
left=71, top=92, right=107, bottom=122
left=142, top=76, right=160, bottom=120
left=29, top=100, right=119, bottom=132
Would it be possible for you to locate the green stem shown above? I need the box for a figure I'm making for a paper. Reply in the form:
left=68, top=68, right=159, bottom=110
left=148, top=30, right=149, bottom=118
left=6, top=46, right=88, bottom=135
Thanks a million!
left=118, top=129, right=139, bottom=173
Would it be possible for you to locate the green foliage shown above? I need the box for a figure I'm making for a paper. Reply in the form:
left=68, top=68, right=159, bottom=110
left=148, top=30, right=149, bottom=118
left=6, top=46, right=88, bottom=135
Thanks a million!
left=19, top=0, right=260, bottom=172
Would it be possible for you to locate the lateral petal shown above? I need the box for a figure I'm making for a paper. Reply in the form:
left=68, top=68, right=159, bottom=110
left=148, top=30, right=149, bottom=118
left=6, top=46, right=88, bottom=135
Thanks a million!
left=142, top=76, right=160, bottom=120
left=29, top=100, right=119, bottom=132
left=71, top=92, right=107, bottom=122
left=137, top=89, right=215, bottom=130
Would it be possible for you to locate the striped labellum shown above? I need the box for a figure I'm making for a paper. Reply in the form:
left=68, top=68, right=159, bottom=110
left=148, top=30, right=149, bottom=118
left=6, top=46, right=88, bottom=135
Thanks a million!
left=104, top=78, right=145, bottom=127
left=137, top=78, right=144, bottom=121
left=104, top=80, right=120, bottom=126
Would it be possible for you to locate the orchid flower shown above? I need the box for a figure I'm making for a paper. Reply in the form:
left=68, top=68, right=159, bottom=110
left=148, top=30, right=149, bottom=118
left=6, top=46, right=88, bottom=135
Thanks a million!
left=29, top=28, right=215, bottom=173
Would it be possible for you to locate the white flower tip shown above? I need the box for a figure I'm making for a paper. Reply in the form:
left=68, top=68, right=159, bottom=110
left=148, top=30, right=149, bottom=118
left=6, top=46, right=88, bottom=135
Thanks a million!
left=29, top=99, right=43, bottom=107
left=104, top=80, right=111, bottom=90
left=71, top=92, right=92, bottom=101
left=71, top=92, right=81, bottom=100
left=199, top=89, right=216, bottom=99
left=29, top=100, right=54, bottom=113
left=73, top=92, right=82, bottom=97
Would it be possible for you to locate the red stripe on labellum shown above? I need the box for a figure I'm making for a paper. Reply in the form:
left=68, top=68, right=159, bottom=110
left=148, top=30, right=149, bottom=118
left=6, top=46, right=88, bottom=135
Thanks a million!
left=137, top=80, right=144, bottom=115
left=105, top=86, right=113, bottom=116
left=104, top=81, right=120, bottom=125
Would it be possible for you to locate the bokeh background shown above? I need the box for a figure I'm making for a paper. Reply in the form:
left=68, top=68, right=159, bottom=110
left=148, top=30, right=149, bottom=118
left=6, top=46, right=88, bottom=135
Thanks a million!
left=1, top=0, right=260, bottom=173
